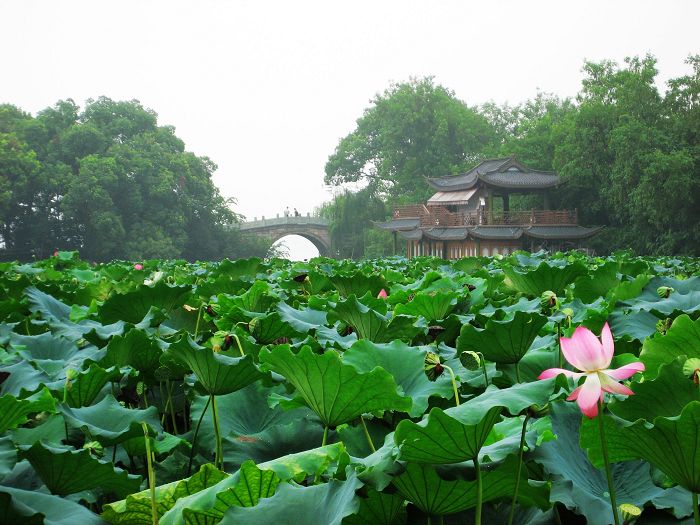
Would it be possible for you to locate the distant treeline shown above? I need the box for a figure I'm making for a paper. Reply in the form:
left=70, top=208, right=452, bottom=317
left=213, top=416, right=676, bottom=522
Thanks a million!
left=0, top=97, right=271, bottom=262
left=322, top=55, right=700, bottom=257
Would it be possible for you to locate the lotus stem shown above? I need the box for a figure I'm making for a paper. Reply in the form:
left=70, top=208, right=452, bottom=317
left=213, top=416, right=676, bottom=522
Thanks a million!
left=557, top=323, right=563, bottom=369
left=443, top=365, right=460, bottom=406
left=515, top=362, right=522, bottom=383
left=322, top=425, right=329, bottom=447
left=166, top=380, right=178, bottom=435
left=693, top=492, right=699, bottom=525
left=360, top=415, right=376, bottom=453
left=479, top=353, right=489, bottom=387
left=230, top=333, right=245, bottom=357
left=194, top=304, right=203, bottom=339
left=141, top=423, right=158, bottom=525
left=187, top=395, right=211, bottom=476
left=112, top=445, right=117, bottom=464
left=474, top=455, right=483, bottom=525
left=507, top=414, right=530, bottom=525
left=210, top=394, right=223, bottom=470
left=598, top=401, right=620, bottom=525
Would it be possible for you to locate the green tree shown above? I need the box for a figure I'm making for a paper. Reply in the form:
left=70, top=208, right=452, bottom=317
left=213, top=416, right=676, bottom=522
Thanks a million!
left=325, top=77, right=498, bottom=203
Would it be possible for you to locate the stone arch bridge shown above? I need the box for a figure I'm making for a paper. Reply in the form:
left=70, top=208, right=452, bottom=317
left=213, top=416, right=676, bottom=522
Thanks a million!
left=239, top=214, right=331, bottom=256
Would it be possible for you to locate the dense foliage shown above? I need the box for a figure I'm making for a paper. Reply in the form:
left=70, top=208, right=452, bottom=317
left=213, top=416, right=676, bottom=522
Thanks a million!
left=325, top=54, right=700, bottom=256
left=2, top=250, right=700, bottom=524
left=0, top=98, right=271, bottom=262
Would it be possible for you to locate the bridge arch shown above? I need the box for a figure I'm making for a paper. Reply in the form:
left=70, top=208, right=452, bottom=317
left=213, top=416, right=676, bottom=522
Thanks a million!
left=239, top=216, right=331, bottom=257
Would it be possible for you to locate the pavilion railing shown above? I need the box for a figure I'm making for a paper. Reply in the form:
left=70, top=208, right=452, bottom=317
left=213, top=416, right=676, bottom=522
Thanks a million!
left=392, top=206, right=578, bottom=226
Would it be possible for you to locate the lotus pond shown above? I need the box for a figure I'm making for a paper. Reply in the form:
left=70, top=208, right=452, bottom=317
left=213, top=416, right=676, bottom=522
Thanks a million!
left=1, top=251, right=700, bottom=524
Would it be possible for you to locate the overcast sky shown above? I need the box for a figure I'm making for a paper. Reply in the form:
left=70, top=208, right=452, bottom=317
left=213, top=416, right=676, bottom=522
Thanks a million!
left=2, top=0, right=698, bottom=258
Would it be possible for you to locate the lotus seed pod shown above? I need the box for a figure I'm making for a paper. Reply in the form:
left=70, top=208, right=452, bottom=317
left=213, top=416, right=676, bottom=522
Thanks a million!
left=683, top=358, right=700, bottom=384
left=618, top=503, right=642, bottom=523
left=540, top=290, right=559, bottom=311
left=655, top=318, right=672, bottom=335
left=136, top=381, right=146, bottom=396
left=459, top=350, right=481, bottom=371
left=424, top=351, right=444, bottom=382
left=657, top=286, right=674, bottom=298
left=83, top=440, right=104, bottom=458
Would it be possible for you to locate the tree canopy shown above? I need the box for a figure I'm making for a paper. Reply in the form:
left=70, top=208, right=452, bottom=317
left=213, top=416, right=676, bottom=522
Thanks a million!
left=0, top=97, right=269, bottom=261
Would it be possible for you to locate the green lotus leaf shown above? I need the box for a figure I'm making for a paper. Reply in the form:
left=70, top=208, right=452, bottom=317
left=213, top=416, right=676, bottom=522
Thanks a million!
left=640, top=314, right=700, bottom=379
left=220, top=472, right=361, bottom=525
left=328, top=295, right=421, bottom=343
left=608, top=308, right=661, bottom=343
left=102, top=463, right=229, bottom=524
left=572, top=261, right=620, bottom=303
left=0, top=387, right=56, bottom=433
left=99, top=281, right=192, bottom=324
left=156, top=443, right=346, bottom=525
left=342, top=489, right=406, bottom=525
left=342, top=340, right=454, bottom=417
left=189, top=382, right=323, bottom=469
left=0, top=486, right=105, bottom=525
left=393, top=458, right=549, bottom=517
left=393, top=291, right=457, bottom=322
left=181, top=460, right=280, bottom=524
left=163, top=335, right=262, bottom=396
left=61, top=363, right=120, bottom=407
left=60, top=394, right=161, bottom=446
left=259, top=345, right=412, bottom=427
left=502, top=260, right=588, bottom=297
left=456, top=310, right=548, bottom=365
left=20, top=441, right=141, bottom=497
left=11, top=414, right=66, bottom=446
left=542, top=402, right=693, bottom=525
left=100, top=328, right=164, bottom=384
left=211, top=258, right=263, bottom=281
left=276, top=301, right=327, bottom=332
left=609, top=358, right=696, bottom=422
left=394, top=380, right=559, bottom=464
left=330, top=273, right=388, bottom=298
left=621, top=276, right=700, bottom=316
left=0, top=436, right=17, bottom=482
left=250, top=311, right=299, bottom=344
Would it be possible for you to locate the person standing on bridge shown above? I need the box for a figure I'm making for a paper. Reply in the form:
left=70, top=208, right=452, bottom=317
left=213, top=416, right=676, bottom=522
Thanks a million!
left=294, top=208, right=299, bottom=217
left=284, top=206, right=290, bottom=217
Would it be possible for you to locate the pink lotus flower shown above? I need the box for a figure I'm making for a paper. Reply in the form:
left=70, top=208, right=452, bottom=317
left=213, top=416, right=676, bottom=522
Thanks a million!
left=134, top=263, right=144, bottom=270
left=538, top=323, right=644, bottom=418
left=377, top=289, right=388, bottom=299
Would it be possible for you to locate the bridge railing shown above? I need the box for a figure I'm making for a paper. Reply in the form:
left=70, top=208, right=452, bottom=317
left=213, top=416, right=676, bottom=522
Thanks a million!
left=239, top=214, right=330, bottom=230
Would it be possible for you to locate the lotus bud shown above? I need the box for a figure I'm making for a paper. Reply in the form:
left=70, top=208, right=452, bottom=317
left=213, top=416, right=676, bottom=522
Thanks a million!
left=656, top=318, right=672, bottom=335
left=83, top=440, right=104, bottom=458
left=618, top=503, right=642, bottom=523
left=657, top=286, right=674, bottom=298
left=65, top=368, right=78, bottom=391
left=683, top=358, right=700, bottom=384
left=134, top=263, right=143, bottom=271
left=424, top=352, right=444, bottom=382
left=377, top=289, right=388, bottom=299
left=540, top=290, right=559, bottom=311
left=459, top=350, right=481, bottom=371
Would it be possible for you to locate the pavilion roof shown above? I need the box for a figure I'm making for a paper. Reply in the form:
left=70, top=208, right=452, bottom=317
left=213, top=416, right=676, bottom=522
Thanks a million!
left=374, top=218, right=420, bottom=231
left=392, top=224, right=602, bottom=242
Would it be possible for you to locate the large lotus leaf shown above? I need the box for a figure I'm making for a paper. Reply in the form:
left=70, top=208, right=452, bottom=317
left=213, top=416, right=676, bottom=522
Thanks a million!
left=62, top=363, right=120, bottom=407
left=100, top=328, right=163, bottom=384
left=502, top=260, right=587, bottom=296
left=342, top=489, right=406, bottom=525
left=163, top=335, right=262, bottom=396
left=342, top=340, right=454, bottom=417
left=393, top=291, right=457, bottom=322
left=25, top=286, right=125, bottom=341
left=99, top=281, right=192, bottom=324
left=0, top=486, right=105, bottom=525
left=393, top=457, right=549, bottom=517
left=276, top=301, right=327, bottom=332
left=181, top=460, right=280, bottom=524
left=457, top=310, right=547, bottom=364
left=221, top=472, right=361, bottom=525
left=60, top=394, right=161, bottom=445
left=328, top=295, right=422, bottom=343
left=640, top=314, right=700, bottom=379
left=194, top=276, right=247, bottom=301
left=480, top=416, right=555, bottom=463
left=330, top=273, right=388, bottom=298
left=156, top=443, right=346, bottom=525
left=581, top=401, right=700, bottom=493
left=394, top=380, right=559, bottom=464
left=608, top=308, right=661, bottom=343
left=102, top=463, right=228, bottom=524
left=0, top=436, right=17, bottom=482
left=9, top=332, right=103, bottom=380
left=0, top=387, right=56, bottom=433
left=250, top=311, right=300, bottom=344
left=20, top=441, right=141, bottom=497
left=211, top=258, right=263, bottom=281
left=609, top=358, right=695, bottom=422
left=189, top=382, right=323, bottom=468
left=538, top=402, right=692, bottom=525
left=0, top=359, right=55, bottom=397
left=260, top=345, right=411, bottom=426
left=219, top=280, right=278, bottom=314
left=573, top=261, right=620, bottom=303
left=11, top=414, right=66, bottom=447
left=621, top=276, right=700, bottom=316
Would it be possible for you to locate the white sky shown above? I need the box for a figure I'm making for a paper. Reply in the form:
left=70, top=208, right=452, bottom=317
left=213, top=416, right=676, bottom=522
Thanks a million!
left=1, top=0, right=698, bottom=259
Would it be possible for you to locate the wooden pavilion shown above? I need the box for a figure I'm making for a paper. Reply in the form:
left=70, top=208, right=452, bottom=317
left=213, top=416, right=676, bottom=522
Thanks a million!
left=376, top=157, right=603, bottom=258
